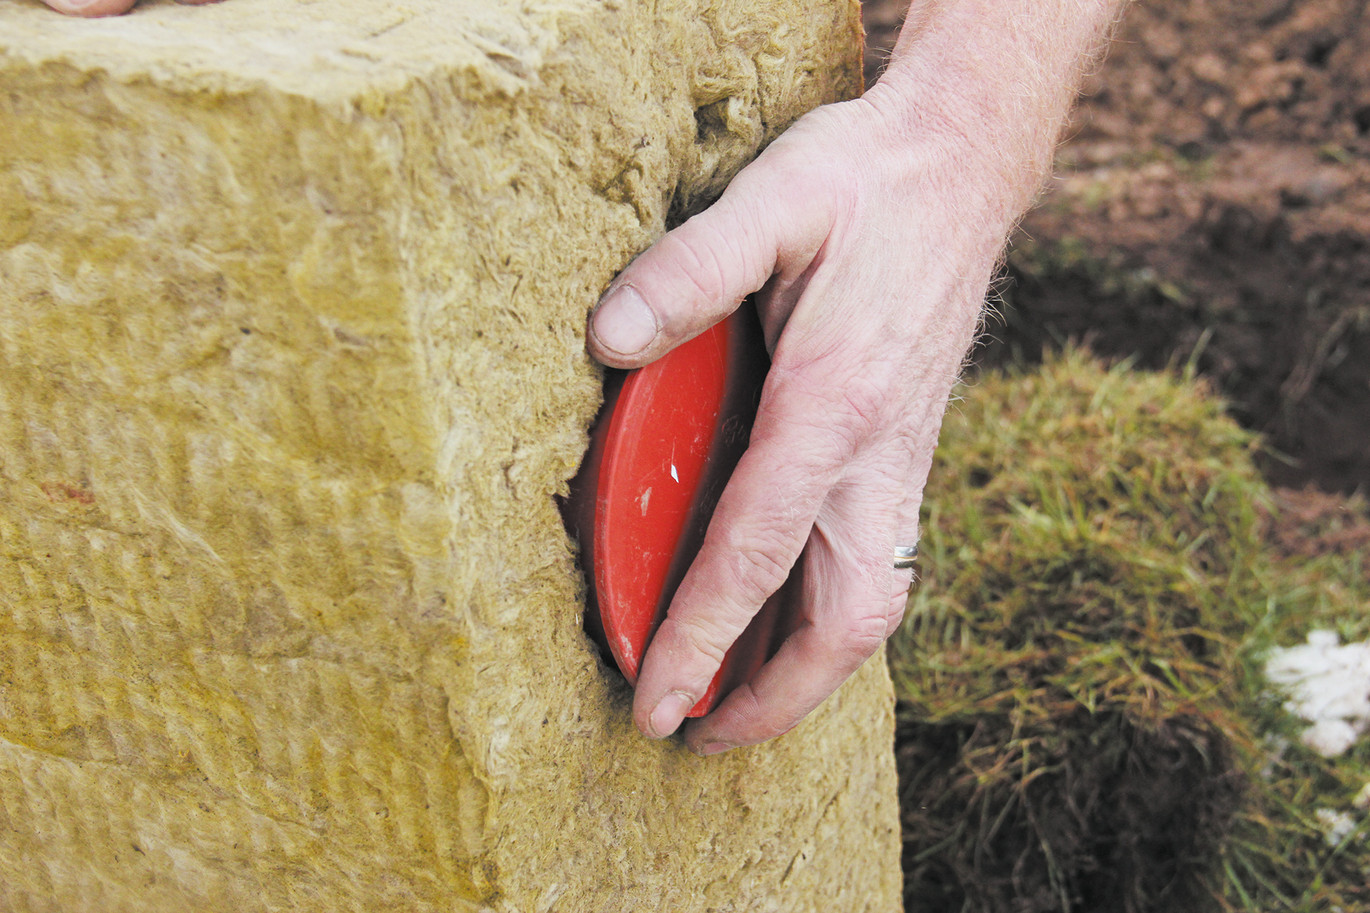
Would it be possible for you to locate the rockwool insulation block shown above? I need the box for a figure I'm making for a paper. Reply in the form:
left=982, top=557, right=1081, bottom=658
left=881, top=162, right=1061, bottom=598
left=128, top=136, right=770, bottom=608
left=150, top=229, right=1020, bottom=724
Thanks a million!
left=0, top=0, right=899, bottom=910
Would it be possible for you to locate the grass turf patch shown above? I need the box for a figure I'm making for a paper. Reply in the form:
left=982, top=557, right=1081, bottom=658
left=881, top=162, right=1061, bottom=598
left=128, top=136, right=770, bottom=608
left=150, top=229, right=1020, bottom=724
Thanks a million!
left=891, top=348, right=1369, bottom=912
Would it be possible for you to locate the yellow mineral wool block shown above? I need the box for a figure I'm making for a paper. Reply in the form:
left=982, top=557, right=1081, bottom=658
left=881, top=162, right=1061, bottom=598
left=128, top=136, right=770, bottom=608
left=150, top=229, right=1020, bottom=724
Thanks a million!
left=0, top=1, right=898, bottom=910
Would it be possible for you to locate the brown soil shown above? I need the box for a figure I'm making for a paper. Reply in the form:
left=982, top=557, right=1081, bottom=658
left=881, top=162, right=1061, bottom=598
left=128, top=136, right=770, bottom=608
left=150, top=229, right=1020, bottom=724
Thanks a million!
left=864, top=0, right=1370, bottom=495
left=865, top=10, right=1370, bottom=911
left=1266, top=484, right=1370, bottom=558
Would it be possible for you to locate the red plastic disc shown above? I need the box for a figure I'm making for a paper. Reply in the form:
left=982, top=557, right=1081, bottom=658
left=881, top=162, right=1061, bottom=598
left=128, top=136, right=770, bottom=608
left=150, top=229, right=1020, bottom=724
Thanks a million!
left=568, top=307, right=782, bottom=717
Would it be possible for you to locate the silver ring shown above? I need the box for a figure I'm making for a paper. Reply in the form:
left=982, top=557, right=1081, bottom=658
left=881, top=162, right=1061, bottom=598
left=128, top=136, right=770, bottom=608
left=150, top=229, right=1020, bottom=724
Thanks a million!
left=893, top=544, right=919, bottom=569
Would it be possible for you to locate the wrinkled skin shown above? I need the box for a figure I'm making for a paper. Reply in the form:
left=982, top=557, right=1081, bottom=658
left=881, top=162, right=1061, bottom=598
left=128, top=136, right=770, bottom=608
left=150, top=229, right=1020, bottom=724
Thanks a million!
left=42, top=0, right=1128, bottom=755
left=587, top=86, right=988, bottom=753
left=587, top=0, right=1129, bottom=754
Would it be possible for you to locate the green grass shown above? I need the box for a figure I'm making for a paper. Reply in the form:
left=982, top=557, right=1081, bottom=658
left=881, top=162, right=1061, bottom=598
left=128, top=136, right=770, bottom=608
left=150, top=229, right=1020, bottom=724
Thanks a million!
left=891, top=348, right=1369, bottom=912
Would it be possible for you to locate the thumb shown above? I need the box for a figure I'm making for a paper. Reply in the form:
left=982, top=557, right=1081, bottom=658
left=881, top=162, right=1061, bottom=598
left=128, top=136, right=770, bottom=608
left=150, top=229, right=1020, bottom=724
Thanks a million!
left=588, top=190, right=781, bottom=369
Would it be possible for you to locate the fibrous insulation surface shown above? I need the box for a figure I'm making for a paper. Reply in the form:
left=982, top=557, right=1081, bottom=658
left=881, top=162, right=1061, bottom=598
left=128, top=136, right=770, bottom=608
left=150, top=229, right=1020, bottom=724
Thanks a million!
left=0, top=1, right=899, bottom=911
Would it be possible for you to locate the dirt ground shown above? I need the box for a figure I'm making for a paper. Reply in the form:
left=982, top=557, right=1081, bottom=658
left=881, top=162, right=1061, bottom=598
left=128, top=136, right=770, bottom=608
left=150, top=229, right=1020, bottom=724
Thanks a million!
left=863, top=0, right=1370, bottom=549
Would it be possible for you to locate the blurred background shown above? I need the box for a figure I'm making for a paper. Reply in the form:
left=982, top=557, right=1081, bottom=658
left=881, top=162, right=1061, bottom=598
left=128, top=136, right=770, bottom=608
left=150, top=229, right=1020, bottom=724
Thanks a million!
left=867, top=0, right=1368, bottom=498
left=864, top=2, right=1370, bottom=910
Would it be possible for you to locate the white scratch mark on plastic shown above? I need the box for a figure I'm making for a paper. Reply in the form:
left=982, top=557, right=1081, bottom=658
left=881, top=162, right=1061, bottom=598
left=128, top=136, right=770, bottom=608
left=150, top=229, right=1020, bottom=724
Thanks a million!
left=670, top=464, right=679, bottom=483
left=639, top=487, right=652, bottom=516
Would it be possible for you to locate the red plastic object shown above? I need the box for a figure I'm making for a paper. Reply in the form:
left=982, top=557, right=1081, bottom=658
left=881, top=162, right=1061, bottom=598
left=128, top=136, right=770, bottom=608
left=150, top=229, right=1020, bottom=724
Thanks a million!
left=567, top=307, right=784, bottom=717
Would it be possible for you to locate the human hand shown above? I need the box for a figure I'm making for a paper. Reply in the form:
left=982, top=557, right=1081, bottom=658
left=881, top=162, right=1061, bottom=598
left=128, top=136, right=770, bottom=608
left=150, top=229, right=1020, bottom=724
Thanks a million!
left=587, top=79, right=1015, bottom=754
left=587, top=0, right=1128, bottom=753
left=41, top=0, right=219, bottom=17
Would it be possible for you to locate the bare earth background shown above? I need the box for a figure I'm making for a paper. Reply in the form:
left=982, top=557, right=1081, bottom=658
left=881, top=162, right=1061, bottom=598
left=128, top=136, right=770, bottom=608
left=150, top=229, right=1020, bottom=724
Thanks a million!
left=862, top=0, right=1370, bottom=554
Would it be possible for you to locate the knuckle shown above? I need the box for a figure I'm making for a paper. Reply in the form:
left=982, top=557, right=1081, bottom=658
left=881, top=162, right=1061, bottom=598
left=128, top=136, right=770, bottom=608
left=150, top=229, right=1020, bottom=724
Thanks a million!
left=660, top=214, right=755, bottom=312
left=764, top=361, right=899, bottom=462
left=658, top=613, right=732, bottom=672
left=722, top=683, right=765, bottom=727
left=826, top=612, right=892, bottom=666
left=749, top=412, right=848, bottom=483
left=716, top=683, right=795, bottom=744
left=832, top=365, right=906, bottom=445
left=718, top=531, right=796, bottom=607
left=884, top=591, right=909, bottom=638
left=665, top=231, right=729, bottom=307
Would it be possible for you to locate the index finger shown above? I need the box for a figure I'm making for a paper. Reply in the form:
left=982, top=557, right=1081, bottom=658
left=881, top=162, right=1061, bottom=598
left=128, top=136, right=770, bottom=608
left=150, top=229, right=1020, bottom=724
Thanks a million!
left=682, top=464, right=912, bottom=753
left=630, top=371, right=856, bottom=740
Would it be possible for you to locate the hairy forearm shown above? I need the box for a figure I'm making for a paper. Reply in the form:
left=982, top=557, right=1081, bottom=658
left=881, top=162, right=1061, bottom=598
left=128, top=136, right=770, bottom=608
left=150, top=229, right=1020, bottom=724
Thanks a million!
left=874, top=0, right=1129, bottom=225
left=594, top=0, right=1131, bottom=753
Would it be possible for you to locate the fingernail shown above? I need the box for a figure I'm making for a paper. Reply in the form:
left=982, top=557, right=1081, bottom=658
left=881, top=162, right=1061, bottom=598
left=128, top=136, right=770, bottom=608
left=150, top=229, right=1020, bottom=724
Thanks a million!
left=648, top=690, right=696, bottom=739
left=592, top=286, right=657, bottom=356
left=697, top=741, right=733, bottom=757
